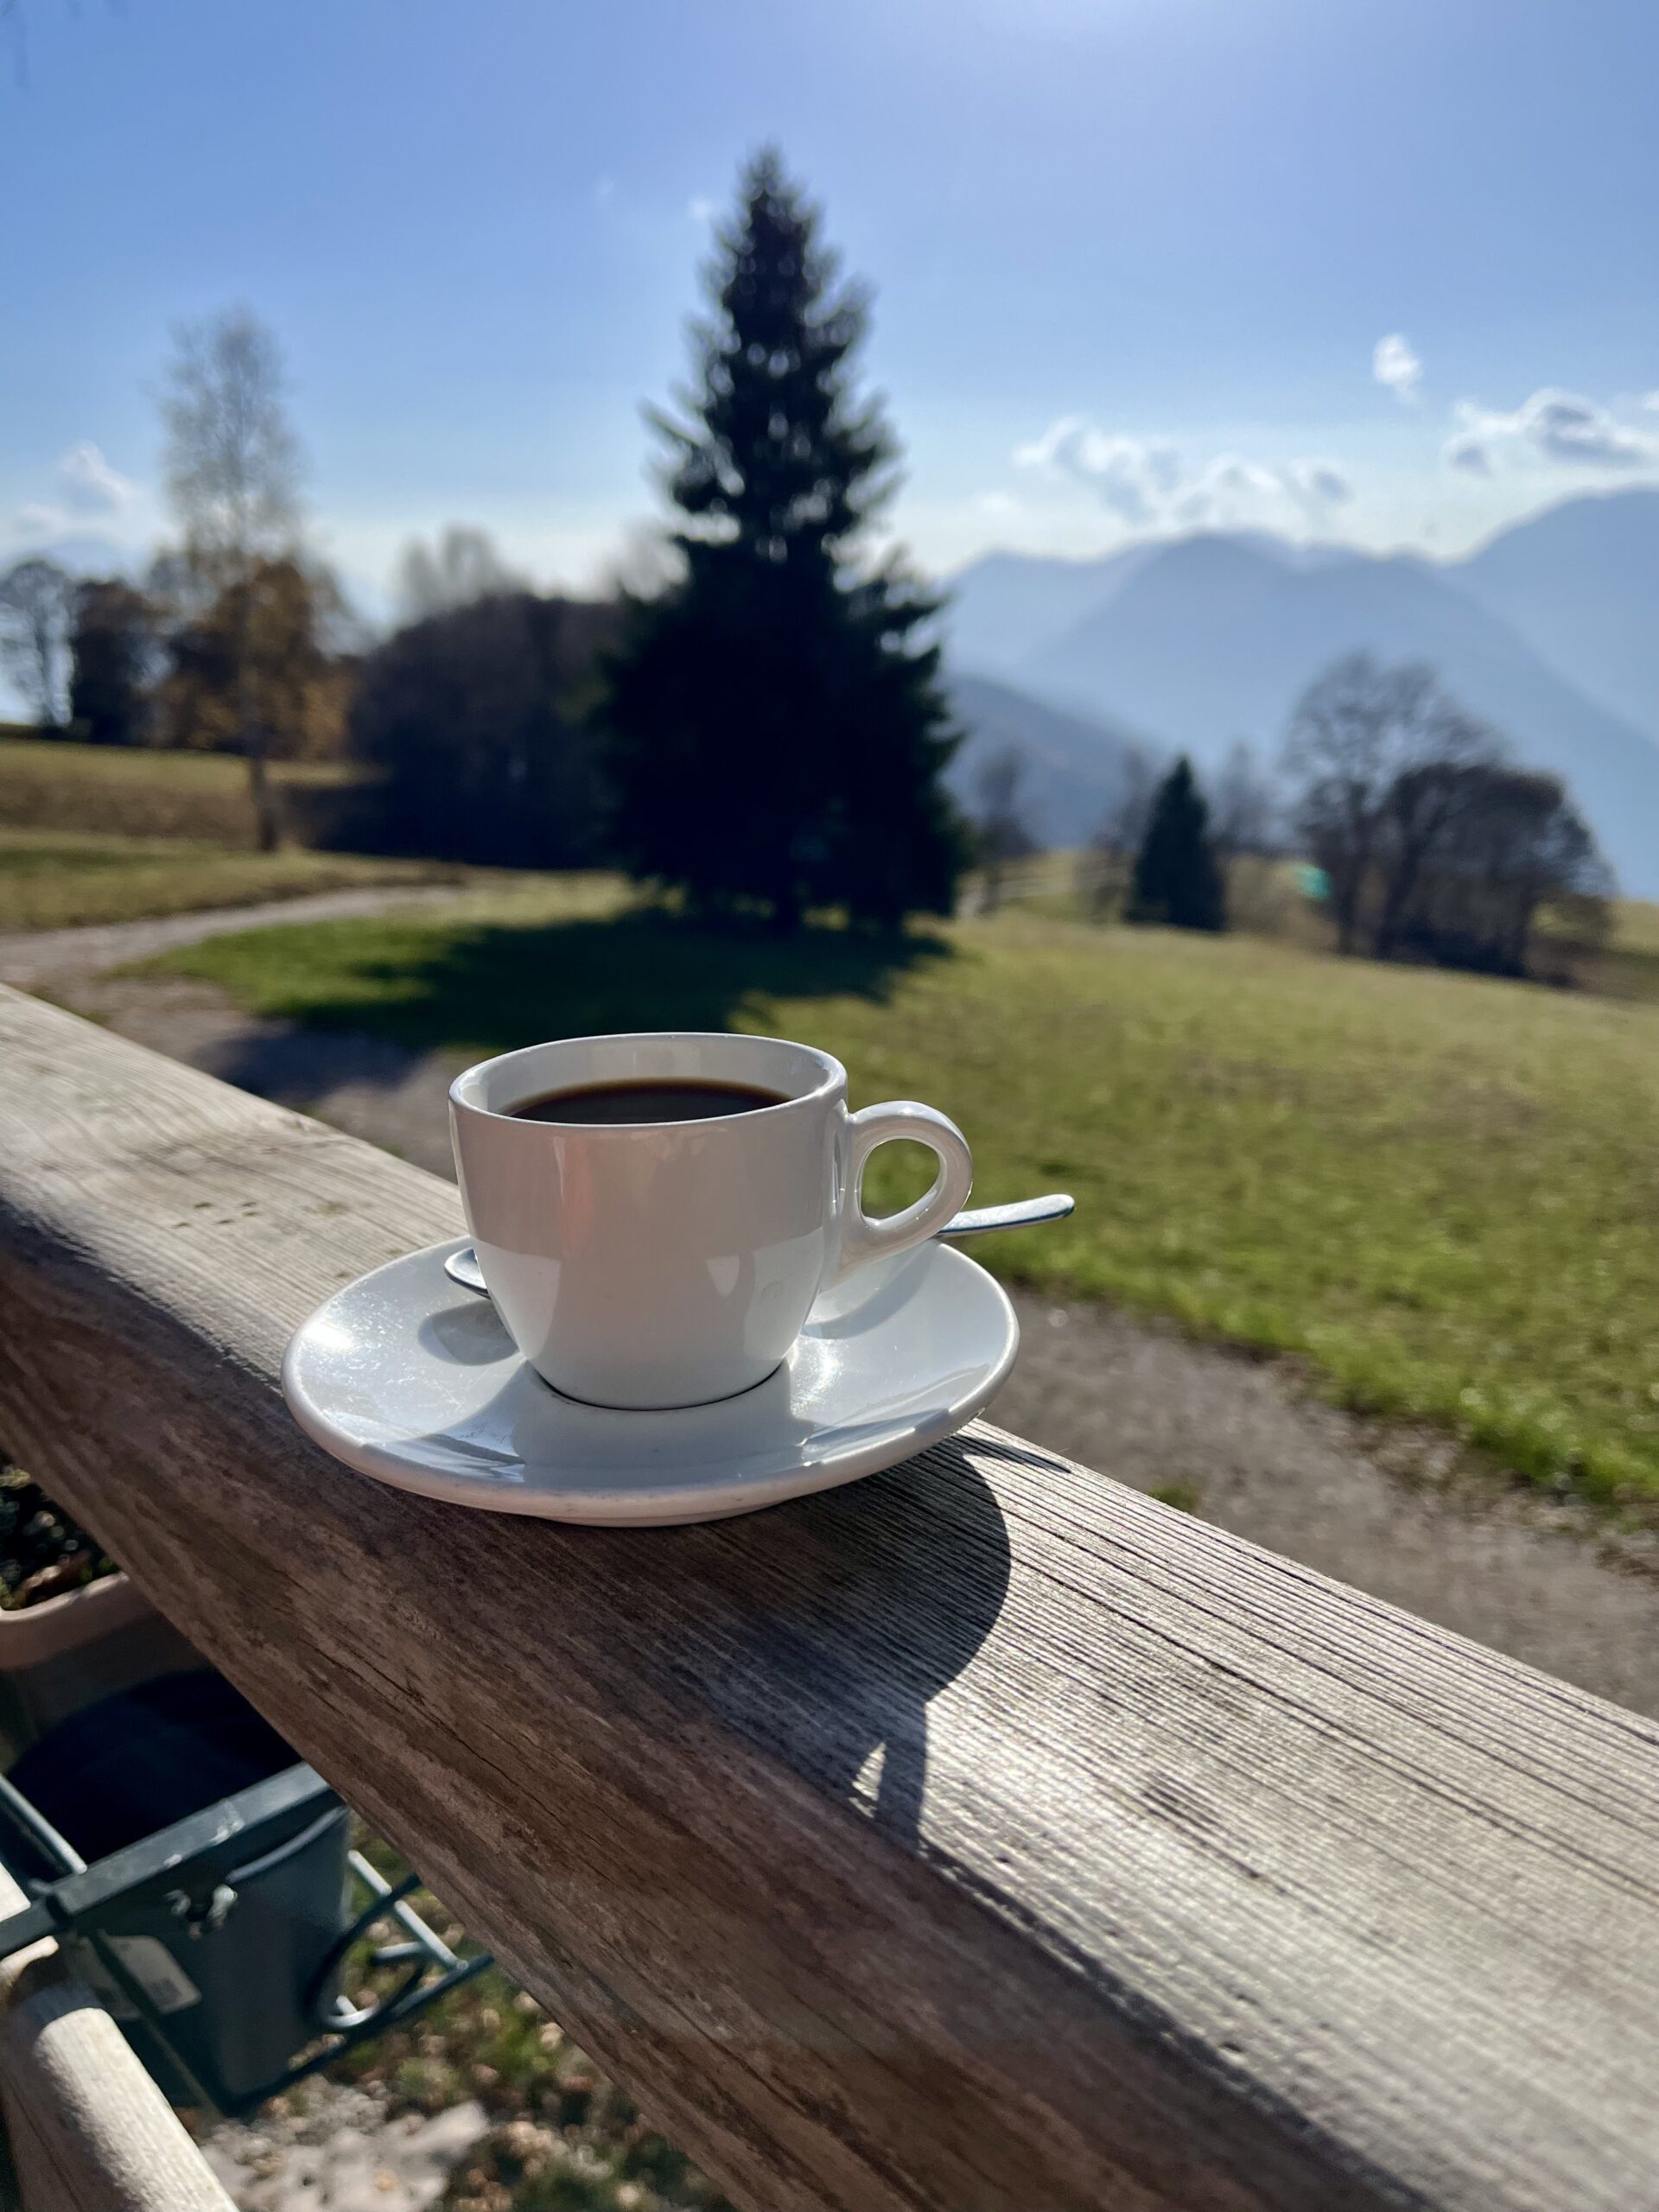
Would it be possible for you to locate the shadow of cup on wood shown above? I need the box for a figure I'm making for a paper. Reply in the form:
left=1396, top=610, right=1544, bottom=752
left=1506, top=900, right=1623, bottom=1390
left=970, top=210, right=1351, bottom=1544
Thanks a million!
left=686, top=1444, right=1012, bottom=1847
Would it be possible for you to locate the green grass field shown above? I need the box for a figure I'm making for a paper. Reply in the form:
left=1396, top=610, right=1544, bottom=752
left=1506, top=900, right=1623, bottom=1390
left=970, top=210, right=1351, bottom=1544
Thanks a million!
left=986, top=847, right=1659, bottom=999
left=149, top=884, right=1659, bottom=1511
left=0, top=731, right=365, bottom=843
left=1584, top=895, right=1659, bottom=1006
left=0, top=830, right=458, bottom=931
left=0, top=732, right=357, bottom=788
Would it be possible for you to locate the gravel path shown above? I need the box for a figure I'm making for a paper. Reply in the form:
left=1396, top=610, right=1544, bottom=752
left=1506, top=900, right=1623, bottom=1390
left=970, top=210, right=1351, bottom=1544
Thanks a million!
left=0, top=881, right=465, bottom=989
left=995, top=1303, right=1659, bottom=1713
left=43, top=957, right=1659, bottom=1720
left=201, top=2085, right=489, bottom=2212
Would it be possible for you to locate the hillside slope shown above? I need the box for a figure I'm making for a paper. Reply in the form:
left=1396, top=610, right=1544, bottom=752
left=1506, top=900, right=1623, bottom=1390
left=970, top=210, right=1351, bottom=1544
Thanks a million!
left=945, top=672, right=1149, bottom=845
left=1456, top=488, right=1659, bottom=738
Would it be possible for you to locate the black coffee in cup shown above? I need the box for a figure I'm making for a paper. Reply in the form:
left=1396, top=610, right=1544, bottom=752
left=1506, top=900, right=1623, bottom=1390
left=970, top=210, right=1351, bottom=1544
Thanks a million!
left=509, top=1078, right=787, bottom=1126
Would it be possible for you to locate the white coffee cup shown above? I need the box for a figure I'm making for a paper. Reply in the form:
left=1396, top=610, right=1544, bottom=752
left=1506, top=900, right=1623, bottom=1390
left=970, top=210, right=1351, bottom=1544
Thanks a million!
left=448, top=1031, right=974, bottom=1410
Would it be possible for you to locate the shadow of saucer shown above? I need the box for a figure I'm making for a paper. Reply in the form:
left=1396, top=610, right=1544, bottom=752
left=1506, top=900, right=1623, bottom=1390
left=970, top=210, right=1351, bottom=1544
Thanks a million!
left=681, top=1440, right=1012, bottom=1847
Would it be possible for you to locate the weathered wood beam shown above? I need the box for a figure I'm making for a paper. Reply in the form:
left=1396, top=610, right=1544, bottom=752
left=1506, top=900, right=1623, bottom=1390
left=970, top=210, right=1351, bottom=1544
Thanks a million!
left=2, top=982, right=1657, bottom=2212
left=0, top=1855, right=232, bottom=2211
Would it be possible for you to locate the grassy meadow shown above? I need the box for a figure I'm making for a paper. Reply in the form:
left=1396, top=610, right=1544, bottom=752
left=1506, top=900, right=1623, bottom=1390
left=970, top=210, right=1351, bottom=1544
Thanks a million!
left=0, top=730, right=365, bottom=844
left=1587, top=893, right=1659, bottom=1007
left=985, top=846, right=1659, bottom=1001
left=0, top=829, right=459, bottom=931
left=149, top=880, right=1659, bottom=1511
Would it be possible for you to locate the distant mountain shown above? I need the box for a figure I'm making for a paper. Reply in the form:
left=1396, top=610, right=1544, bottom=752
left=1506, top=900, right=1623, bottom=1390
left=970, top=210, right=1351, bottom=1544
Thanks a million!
left=946, top=533, right=1369, bottom=678
left=944, top=673, right=1151, bottom=848
left=3, top=533, right=134, bottom=577
left=944, top=517, right=1659, bottom=896
left=946, top=547, right=1158, bottom=672
left=1455, top=488, right=1659, bottom=738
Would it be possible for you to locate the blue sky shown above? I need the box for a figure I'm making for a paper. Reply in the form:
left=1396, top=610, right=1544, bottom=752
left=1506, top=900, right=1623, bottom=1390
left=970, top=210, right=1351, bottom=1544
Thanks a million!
left=4, top=0, right=1658, bottom=608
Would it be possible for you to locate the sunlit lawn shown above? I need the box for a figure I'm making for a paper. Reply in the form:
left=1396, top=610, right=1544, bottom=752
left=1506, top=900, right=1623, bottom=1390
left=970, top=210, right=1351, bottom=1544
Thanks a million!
left=0, top=732, right=371, bottom=844
left=146, top=882, right=1659, bottom=1510
left=0, top=733, right=359, bottom=788
left=1584, top=895, right=1659, bottom=1007
left=0, top=829, right=460, bottom=931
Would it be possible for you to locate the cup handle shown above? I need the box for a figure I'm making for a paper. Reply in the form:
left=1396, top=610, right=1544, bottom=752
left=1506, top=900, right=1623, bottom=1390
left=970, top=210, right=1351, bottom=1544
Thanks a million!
left=832, top=1101, right=974, bottom=1286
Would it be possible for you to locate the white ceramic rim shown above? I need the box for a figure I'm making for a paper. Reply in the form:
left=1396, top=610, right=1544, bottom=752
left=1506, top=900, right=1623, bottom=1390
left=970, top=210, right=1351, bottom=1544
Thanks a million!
left=281, top=1238, right=1020, bottom=1523
left=449, top=1031, right=847, bottom=1129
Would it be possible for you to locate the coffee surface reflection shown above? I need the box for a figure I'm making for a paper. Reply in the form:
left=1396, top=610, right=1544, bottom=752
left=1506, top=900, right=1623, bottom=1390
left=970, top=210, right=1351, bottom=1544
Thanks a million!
left=508, top=1078, right=788, bottom=1126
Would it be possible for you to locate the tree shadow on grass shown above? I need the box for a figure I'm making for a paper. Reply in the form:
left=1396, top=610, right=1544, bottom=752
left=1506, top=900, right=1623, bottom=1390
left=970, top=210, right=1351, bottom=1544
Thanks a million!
left=267, top=906, right=954, bottom=1062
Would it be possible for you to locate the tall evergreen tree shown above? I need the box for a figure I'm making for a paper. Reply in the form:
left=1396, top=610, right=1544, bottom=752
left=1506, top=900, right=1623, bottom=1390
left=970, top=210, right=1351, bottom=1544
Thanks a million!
left=604, top=149, right=964, bottom=930
left=1128, top=756, right=1227, bottom=931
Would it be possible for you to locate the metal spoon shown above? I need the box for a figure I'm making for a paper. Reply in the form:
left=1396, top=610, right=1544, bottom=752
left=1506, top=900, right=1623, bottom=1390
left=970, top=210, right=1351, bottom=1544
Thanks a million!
left=442, top=1192, right=1075, bottom=1298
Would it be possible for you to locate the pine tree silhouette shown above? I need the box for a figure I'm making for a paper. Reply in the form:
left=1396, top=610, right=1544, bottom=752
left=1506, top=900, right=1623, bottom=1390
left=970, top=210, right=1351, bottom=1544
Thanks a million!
left=1128, top=756, right=1228, bottom=931
left=603, top=148, right=964, bottom=930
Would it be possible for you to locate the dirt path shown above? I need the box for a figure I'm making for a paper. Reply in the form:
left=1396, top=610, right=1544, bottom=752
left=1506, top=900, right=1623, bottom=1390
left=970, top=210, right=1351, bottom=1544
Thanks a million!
left=0, top=881, right=467, bottom=990
left=995, top=1306, right=1659, bottom=1713
left=201, top=2084, right=488, bottom=2212
left=41, top=960, right=1659, bottom=1719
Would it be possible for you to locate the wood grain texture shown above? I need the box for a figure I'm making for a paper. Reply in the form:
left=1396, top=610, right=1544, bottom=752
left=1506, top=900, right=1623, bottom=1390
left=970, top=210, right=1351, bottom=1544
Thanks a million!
left=3, top=982, right=1658, bottom=2212
left=0, top=1857, right=232, bottom=2211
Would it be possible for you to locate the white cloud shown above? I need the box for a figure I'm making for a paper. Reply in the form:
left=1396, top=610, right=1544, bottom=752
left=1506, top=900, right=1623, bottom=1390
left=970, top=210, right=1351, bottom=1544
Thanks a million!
left=1285, top=457, right=1356, bottom=511
left=1442, top=387, right=1659, bottom=475
left=1643, top=391, right=1659, bottom=411
left=1444, top=432, right=1494, bottom=477
left=1172, top=454, right=1281, bottom=524
left=55, top=441, right=135, bottom=514
left=5, top=442, right=145, bottom=549
left=686, top=194, right=718, bottom=226
left=1013, top=419, right=1184, bottom=524
left=1373, top=333, right=1423, bottom=404
left=1014, top=418, right=1353, bottom=531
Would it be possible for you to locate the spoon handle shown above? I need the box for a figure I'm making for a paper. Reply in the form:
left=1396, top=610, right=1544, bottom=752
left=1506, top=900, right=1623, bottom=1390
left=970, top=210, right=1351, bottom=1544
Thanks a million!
left=939, top=1193, right=1075, bottom=1237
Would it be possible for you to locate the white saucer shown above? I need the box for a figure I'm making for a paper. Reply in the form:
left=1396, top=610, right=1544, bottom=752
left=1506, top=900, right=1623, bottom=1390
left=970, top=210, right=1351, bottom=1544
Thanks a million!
left=282, top=1239, right=1018, bottom=1526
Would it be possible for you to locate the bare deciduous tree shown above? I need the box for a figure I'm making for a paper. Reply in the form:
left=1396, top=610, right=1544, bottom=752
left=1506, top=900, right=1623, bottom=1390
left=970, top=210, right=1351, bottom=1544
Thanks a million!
left=1282, top=652, right=1497, bottom=956
left=0, top=556, right=74, bottom=729
left=160, top=307, right=302, bottom=848
left=1210, top=740, right=1281, bottom=861
left=973, top=744, right=1038, bottom=912
left=1281, top=652, right=1607, bottom=978
left=394, top=525, right=525, bottom=626
left=1370, top=701, right=1503, bottom=957
left=1391, top=762, right=1610, bottom=976
left=1079, top=741, right=1162, bottom=916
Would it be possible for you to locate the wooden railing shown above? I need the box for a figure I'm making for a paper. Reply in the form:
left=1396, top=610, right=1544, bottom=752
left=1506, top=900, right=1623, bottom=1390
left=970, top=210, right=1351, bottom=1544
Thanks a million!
left=0, top=1853, right=232, bottom=2210
left=2, top=979, right=1658, bottom=2211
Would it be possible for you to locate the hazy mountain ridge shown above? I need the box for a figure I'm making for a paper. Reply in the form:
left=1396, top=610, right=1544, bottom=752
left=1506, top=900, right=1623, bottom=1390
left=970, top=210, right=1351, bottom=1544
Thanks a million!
left=1453, top=487, right=1659, bottom=737
left=944, top=673, right=1150, bottom=848
left=945, top=490, right=1659, bottom=894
